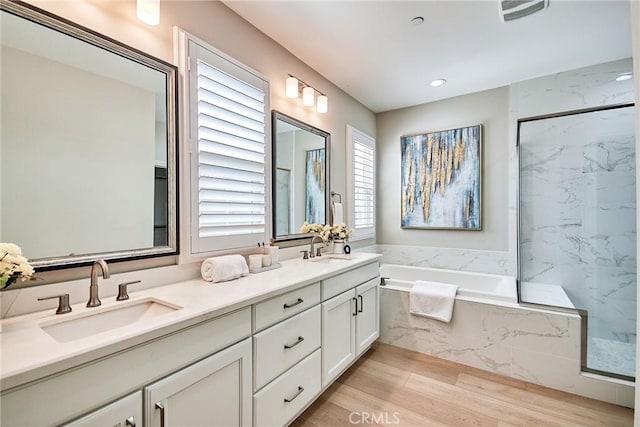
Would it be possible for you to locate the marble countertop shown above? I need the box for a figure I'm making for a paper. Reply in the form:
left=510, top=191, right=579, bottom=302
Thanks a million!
left=0, top=252, right=381, bottom=390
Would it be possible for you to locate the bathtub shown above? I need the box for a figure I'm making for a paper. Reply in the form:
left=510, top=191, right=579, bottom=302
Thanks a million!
left=379, top=263, right=518, bottom=305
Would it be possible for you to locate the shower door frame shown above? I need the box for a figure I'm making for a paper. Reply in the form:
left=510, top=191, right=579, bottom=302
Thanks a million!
left=516, top=102, right=636, bottom=382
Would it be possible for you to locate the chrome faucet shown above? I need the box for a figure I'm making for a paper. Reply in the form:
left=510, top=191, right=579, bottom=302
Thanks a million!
left=87, top=259, right=109, bottom=307
left=309, top=235, right=324, bottom=258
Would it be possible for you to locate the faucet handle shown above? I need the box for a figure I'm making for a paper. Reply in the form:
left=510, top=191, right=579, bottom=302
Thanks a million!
left=315, top=246, right=323, bottom=257
left=300, top=250, right=309, bottom=260
left=38, top=294, right=72, bottom=315
left=117, top=280, right=142, bottom=301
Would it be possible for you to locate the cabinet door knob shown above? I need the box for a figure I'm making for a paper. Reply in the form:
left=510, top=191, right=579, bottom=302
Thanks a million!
left=125, top=416, right=136, bottom=426
left=284, top=336, right=305, bottom=349
left=283, top=298, right=303, bottom=309
left=358, top=294, right=364, bottom=313
left=155, top=402, right=166, bottom=427
left=284, top=386, right=304, bottom=403
left=352, top=297, right=358, bottom=316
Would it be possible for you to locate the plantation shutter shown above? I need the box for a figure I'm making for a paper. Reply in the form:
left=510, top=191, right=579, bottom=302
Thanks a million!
left=189, top=41, right=269, bottom=253
left=347, top=126, right=376, bottom=240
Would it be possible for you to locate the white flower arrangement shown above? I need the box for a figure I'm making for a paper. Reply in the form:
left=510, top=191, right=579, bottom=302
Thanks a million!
left=300, top=222, right=353, bottom=242
left=0, top=243, right=35, bottom=290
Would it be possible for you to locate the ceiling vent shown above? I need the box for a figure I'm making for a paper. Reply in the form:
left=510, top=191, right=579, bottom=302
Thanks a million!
left=499, top=0, right=549, bottom=22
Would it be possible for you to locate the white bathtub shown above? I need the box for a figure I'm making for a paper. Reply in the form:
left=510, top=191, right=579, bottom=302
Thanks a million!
left=379, top=264, right=518, bottom=305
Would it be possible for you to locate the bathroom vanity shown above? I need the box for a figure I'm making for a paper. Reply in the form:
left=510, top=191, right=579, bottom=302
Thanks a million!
left=0, top=253, right=381, bottom=426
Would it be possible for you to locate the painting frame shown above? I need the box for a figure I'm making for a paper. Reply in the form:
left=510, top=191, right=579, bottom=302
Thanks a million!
left=400, top=124, right=482, bottom=231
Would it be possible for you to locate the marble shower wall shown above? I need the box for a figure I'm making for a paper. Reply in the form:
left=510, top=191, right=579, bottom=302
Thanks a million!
left=519, top=108, right=637, bottom=343
left=515, top=58, right=637, bottom=345
left=379, top=288, right=635, bottom=407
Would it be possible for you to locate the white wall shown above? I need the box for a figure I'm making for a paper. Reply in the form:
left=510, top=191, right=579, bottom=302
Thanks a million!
left=376, top=86, right=511, bottom=251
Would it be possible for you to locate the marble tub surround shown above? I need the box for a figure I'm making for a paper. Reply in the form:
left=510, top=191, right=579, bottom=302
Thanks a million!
left=0, top=252, right=381, bottom=389
left=379, top=287, right=635, bottom=407
left=360, top=244, right=515, bottom=276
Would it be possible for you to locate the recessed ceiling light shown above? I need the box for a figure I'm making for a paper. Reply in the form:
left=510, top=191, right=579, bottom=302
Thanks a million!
left=410, top=16, right=424, bottom=26
left=616, top=72, right=633, bottom=82
left=430, top=79, right=447, bottom=87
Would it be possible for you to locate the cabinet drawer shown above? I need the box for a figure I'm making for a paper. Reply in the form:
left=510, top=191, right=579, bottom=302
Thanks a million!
left=322, top=262, right=379, bottom=300
left=253, top=282, right=320, bottom=331
left=254, top=349, right=321, bottom=427
left=254, top=305, right=321, bottom=391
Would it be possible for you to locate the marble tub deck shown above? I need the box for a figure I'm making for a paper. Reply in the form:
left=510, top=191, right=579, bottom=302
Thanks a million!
left=378, top=286, right=635, bottom=408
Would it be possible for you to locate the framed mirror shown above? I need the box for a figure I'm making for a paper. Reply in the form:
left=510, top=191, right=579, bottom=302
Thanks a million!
left=0, top=1, right=178, bottom=269
left=272, top=111, right=330, bottom=241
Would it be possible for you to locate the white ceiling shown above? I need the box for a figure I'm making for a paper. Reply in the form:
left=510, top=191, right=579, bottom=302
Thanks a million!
left=223, top=0, right=633, bottom=113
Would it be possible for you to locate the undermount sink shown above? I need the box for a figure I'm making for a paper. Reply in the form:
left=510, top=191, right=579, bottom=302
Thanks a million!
left=309, top=254, right=354, bottom=263
left=40, top=298, right=182, bottom=343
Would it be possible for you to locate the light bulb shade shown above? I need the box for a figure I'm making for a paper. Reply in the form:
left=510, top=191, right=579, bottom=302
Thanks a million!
left=302, top=86, right=315, bottom=106
left=285, top=76, right=299, bottom=98
left=316, top=95, right=328, bottom=113
left=137, top=0, right=160, bottom=25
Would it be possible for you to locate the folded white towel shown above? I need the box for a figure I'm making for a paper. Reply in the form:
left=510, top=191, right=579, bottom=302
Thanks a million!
left=201, top=255, right=249, bottom=283
left=409, top=280, right=458, bottom=323
left=331, top=202, right=344, bottom=225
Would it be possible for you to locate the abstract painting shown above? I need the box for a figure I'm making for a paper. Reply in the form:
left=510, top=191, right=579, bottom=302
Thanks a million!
left=401, top=125, right=481, bottom=230
left=305, top=148, right=325, bottom=224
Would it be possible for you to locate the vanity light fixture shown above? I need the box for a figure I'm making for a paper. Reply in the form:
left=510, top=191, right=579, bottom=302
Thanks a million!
left=430, top=78, right=447, bottom=87
left=137, top=0, right=160, bottom=26
left=285, top=74, right=328, bottom=113
left=616, top=72, right=633, bottom=82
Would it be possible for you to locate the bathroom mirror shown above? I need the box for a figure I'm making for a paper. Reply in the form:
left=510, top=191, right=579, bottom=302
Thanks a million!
left=0, top=1, right=178, bottom=269
left=272, top=111, right=330, bottom=241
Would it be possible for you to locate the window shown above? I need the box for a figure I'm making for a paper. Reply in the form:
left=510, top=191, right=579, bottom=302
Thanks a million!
left=346, top=125, right=376, bottom=241
left=183, top=34, right=270, bottom=254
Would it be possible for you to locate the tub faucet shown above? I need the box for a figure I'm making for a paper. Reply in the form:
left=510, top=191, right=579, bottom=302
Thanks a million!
left=309, top=235, right=324, bottom=258
left=87, top=259, right=110, bottom=308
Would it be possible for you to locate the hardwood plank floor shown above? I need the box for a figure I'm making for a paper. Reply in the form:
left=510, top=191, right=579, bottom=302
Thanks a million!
left=291, top=342, right=633, bottom=427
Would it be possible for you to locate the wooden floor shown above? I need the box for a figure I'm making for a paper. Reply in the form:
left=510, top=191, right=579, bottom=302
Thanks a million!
left=291, top=342, right=633, bottom=427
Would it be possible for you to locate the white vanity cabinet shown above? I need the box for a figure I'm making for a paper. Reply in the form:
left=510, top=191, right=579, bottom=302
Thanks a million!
left=1, top=308, right=251, bottom=426
left=0, top=254, right=383, bottom=427
left=321, top=275, right=380, bottom=387
left=145, top=337, right=252, bottom=427
left=62, top=392, right=142, bottom=427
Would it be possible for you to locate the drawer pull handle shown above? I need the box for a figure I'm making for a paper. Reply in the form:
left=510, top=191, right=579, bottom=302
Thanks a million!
left=284, top=386, right=305, bottom=403
left=284, top=336, right=305, bottom=349
left=358, top=294, right=364, bottom=313
left=352, top=297, right=358, bottom=316
left=283, top=298, right=304, bottom=309
left=155, top=402, right=165, bottom=427
left=125, top=416, right=136, bottom=427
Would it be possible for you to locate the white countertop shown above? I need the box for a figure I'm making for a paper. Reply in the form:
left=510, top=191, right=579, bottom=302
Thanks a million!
left=0, top=252, right=381, bottom=390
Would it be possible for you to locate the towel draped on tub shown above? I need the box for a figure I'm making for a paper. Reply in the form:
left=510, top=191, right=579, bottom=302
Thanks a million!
left=409, top=280, right=459, bottom=323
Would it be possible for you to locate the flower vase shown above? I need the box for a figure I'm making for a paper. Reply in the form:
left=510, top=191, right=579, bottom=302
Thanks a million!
left=332, top=239, right=345, bottom=255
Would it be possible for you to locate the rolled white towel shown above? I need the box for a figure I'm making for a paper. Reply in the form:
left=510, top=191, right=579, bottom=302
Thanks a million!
left=201, top=255, right=249, bottom=283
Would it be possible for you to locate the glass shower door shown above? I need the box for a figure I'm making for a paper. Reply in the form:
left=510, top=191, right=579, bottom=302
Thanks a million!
left=518, top=105, right=636, bottom=379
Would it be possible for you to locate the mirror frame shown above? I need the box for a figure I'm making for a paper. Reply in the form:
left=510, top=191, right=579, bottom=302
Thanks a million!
left=1, top=0, right=179, bottom=269
left=271, top=110, right=331, bottom=242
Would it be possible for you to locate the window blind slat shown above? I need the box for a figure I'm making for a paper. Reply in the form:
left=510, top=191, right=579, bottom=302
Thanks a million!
left=351, top=134, right=375, bottom=233
left=195, top=57, right=266, bottom=241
